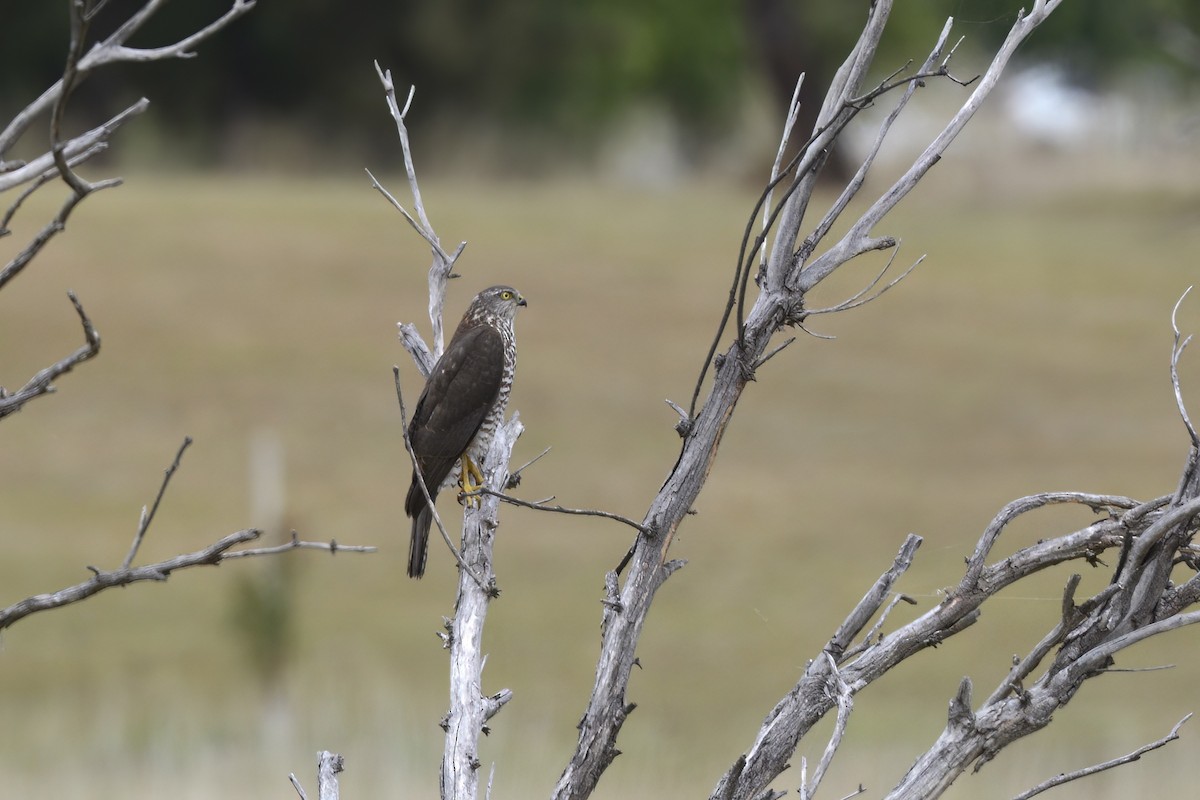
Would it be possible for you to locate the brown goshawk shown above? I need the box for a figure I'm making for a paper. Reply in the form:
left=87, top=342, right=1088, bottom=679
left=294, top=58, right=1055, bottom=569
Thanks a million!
left=404, top=285, right=527, bottom=578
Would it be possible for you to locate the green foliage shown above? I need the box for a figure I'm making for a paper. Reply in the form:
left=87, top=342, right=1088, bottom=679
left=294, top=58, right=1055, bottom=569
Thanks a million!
left=228, top=553, right=297, bottom=691
left=2, top=1, right=1197, bottom=162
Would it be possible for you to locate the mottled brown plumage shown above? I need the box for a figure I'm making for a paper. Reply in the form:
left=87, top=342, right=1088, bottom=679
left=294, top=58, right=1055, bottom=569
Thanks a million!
left=404, top=285, right=526, bottom=578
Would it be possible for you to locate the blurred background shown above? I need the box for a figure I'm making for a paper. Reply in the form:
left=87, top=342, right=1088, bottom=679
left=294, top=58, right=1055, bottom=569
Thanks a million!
left=2, top=1, right=1199, bottom=798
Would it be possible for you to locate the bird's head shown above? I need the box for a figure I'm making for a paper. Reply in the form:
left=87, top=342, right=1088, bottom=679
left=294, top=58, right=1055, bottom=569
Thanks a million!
left=476, top=285, right=527, bottom=320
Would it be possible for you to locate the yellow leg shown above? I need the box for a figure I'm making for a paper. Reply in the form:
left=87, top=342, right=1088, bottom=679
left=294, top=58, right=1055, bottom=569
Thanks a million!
left=458, top=455, right=485, bottom=506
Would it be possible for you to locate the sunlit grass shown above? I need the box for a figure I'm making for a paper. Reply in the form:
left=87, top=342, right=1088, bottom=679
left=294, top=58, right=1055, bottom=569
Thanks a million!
left=1, top=161, right=1199, bottom=798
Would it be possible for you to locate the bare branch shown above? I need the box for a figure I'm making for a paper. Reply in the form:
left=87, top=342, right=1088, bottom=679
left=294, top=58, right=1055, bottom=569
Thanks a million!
left=0, top=526, right=372, bottom=633
left=0, top=291, right=101, bottom=418
left=558, top=8, right=1076, bottom=799
left=316, top=751, right=344, bottom=800
left=0, top=143, right=106, bottom=237
left=0, top=0, right=253, bottom=158
left=472, top=486, right=650, bottom=534
left=122, top=436, right=192, bottom=569
left=799, top=654, right=854, bottom=800
left=221, top=531, right=377, bottom=559
left=960, top=492, right=1139, bottom=592
left=397, top=321, right=436, bottom=377
left=805, top=19, right=955, bottom=260
left=372, top=65, right=464, bottom=359
left=806, top=250, right=925, bottom=318
left=365, top=167, right=449, bottom=262
left=51, top=0, right=101, bottom=197
left=759, top=73, right=805, bottom=272
left=508, top=445, right=551, bottom=487
left=828, top=534, right=923, bottom=661
left=0, top=529, right=256, bottom=631
left=1011, top=714, right=1192, bottom=800
left=797, top=4, right=1066, bottom=294
left=374, top=76, right=528, bottom=799
left=88, top=0, right=256, bottom=65
left=0, top=100, right=147, bottom=196
left=1170, top=286, right=1198, bottom=447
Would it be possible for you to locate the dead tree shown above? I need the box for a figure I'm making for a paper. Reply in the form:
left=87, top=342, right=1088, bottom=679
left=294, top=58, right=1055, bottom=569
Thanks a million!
left=383, top=1, right=1200, bottom=798
left=0, top=0, right=254, bottom=415
left=0, top=4, right=371, bottom=789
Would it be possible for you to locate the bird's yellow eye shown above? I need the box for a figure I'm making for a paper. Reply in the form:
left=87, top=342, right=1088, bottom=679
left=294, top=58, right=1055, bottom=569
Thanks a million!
left=500, top=290, right=513, bottom=300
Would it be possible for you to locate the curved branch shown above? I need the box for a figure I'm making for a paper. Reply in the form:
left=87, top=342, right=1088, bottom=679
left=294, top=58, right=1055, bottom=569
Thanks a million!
left=0, top=291, right=101, bottom=418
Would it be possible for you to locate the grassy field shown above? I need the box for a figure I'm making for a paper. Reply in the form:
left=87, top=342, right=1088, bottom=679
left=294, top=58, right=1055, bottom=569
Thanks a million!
left=2, top=157, right=1199, bottom=798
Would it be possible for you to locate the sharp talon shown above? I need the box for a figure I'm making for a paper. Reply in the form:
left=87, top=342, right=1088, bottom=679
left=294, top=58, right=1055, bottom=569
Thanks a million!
left=458, top=455, right=485, bottom=507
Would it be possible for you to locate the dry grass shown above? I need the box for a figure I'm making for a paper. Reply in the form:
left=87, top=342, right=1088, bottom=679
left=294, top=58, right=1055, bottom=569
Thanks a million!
left=1, top=161, right=1199, bottom=798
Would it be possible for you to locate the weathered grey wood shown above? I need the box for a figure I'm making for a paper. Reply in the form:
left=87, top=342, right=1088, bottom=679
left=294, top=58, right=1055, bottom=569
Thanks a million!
left=555, top=4, right=1072, bottom=799
left=378, top=73, right=518, bottom=800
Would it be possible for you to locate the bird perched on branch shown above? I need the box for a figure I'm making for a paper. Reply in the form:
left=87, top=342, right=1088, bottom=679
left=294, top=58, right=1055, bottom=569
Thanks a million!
left=404, top=285, right=527, bottom=578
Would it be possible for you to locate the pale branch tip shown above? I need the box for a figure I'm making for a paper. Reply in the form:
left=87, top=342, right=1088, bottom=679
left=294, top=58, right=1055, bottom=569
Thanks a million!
left=665, top=398, right=693, bottom=436
left=1170, top=286, right=1198, bottom=447
left=687, top=11, right=961, bottom=423
left=372, top=72, right=464, bottom=360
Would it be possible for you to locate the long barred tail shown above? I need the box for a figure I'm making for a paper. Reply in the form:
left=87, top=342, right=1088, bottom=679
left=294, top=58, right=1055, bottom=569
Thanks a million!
left=406, top=472, right=434, bottom=578
left=408, top=506, right=432, bottom=578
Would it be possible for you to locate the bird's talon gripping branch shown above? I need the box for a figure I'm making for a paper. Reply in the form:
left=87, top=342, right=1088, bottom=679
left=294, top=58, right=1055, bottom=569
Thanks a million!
left=459, top=455, right=486, bottom=508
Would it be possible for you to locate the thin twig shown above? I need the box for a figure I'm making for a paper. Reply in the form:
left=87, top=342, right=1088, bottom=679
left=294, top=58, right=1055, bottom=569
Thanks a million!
left=0, top=0, right=253, bottom=160
left=840, top=592, right=918, bottom=662
left=800, top=653, right=855, bottom=800
left=509, top=445, right=551, bottom=485
left=1011, top=714, right=1192, bottom=800
left=689, top=15, right=962, bottom=421
left=289, top=773, right=308, bottom=800
left=1, top=530, right=257, bottom=631
left=373, top=65, right=463, bottom=358
left=759, top=73, right=805, bottom=273
left=0, top=526, right=373, bottom=634
left=0, top=145, right=103, bottom=236
left=0, top=291, right=102, bottom=419
left=365, top=167, right=449, bottom=262
left=805, top=251, right=925, bottom=317
left=806, top=20, right=955, bottom=267
left=471, top=486, right=649, bottom=534
left=1170, top=286, right=1198, bottom=447
left=123, top=436, right=193, bottom=569
left=222, top=531, right=376, bottom=559
left=752, top=337, right=796, bottom=371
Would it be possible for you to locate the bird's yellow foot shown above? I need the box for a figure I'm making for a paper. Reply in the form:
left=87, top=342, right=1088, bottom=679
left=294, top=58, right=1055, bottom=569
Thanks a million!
left=459, top=455, right=485, bottom=507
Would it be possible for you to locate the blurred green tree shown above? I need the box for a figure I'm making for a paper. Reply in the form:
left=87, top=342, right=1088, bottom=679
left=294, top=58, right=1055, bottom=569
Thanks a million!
left=2, top=0, right=1195, bottom=167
